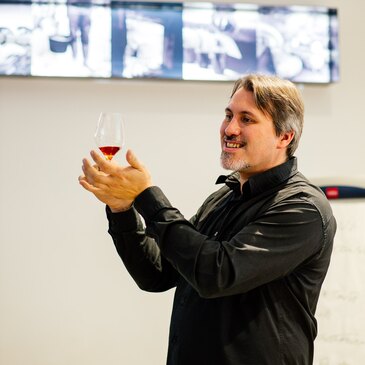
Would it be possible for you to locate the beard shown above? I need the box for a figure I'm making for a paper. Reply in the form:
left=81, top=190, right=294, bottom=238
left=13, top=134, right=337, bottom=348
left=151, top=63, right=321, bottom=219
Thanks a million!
left=220, top=151, right=250, bottom=172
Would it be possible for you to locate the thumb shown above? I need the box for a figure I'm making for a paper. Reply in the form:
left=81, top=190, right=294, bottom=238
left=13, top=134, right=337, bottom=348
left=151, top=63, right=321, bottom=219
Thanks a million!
left=126, top=149, right=144, bottom=170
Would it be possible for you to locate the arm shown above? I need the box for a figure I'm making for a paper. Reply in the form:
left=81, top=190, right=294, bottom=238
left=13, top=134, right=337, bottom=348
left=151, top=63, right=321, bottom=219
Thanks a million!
left=80, top=150, right=327, bottom=298
left=106, top=206, right=179, bottom=292
left=79, top=150, right=178, bottom=292
left=134, top=186, right=327, bottom=298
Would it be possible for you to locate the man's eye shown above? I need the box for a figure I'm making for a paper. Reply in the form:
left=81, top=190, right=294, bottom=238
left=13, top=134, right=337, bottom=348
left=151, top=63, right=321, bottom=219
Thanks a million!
left=225, top=114, right=232, bottom=121
left=241, top=116, right=252, bottom=123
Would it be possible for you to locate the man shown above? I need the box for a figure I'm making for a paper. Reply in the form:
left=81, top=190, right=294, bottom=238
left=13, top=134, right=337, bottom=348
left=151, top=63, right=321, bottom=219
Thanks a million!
left=67, top=0, right=92, bottom=67
left=79, top=74, right=336, bottom=365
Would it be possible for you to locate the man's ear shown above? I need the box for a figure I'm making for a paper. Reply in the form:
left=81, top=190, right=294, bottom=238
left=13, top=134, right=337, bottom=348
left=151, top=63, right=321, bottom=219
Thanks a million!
left=278, top=131, right=295, bottom=149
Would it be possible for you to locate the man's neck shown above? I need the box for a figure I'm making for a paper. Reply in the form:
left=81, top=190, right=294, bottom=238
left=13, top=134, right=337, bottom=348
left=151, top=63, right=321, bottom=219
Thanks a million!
left=238, top=155, right=290, bottom=191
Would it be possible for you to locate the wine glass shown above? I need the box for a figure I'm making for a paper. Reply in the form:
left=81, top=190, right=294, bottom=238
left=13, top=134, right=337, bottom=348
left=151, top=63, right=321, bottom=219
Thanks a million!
left=95, top=112, right=125, bottom=161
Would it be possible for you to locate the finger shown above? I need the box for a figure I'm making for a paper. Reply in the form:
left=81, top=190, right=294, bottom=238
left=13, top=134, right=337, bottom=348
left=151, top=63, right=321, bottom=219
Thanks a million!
left=82, top=158, right=96, bottom=179
left=90, top=150, right=116, bottom=174
left=92, top=164, right=107, bottom=174
left=79, top=176, right=109, bottom=196
left=126, top=149, right=144, bottom=170
left=79, top=177, right=99, bottom=193
left=82, top=158, right=109, bottom=185
left=82, top=157, right=95, bottom=171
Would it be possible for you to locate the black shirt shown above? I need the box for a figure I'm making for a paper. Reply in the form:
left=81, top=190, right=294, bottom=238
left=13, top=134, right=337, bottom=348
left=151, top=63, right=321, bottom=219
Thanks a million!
left=106, top=157, right=336, bottom=365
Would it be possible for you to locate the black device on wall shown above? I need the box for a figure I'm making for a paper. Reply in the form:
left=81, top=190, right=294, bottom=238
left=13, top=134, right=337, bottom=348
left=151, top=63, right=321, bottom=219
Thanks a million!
left=0, top=0, right=339, bottom=83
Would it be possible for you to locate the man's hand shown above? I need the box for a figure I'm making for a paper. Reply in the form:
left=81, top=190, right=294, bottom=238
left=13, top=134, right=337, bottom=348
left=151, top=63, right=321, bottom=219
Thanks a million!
left=79, top=149, right=152, bottom=212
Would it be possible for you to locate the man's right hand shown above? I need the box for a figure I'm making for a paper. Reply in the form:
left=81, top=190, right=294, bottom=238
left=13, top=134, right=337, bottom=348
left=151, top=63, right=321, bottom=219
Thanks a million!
left=78, top=160, right=133, bottom=213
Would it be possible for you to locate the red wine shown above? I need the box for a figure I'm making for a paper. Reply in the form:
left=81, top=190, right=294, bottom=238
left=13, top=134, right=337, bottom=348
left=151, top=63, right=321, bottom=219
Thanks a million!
left=99, top=146, right=120, bottom=160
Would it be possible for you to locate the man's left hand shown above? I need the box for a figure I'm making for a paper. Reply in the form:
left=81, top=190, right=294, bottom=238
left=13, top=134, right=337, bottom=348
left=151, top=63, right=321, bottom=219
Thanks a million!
left=79, top=149, right=152, bottom=210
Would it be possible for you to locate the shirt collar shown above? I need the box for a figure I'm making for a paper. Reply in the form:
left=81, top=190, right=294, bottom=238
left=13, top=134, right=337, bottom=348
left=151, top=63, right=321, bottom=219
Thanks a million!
left=216, top=157, right=298, bottom=199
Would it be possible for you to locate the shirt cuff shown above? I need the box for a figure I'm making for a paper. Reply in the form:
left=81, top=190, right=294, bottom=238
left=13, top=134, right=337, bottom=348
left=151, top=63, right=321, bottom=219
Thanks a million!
left=105, top=205, right=141, bottom=233
left=134, top=186, right=172, bottom=222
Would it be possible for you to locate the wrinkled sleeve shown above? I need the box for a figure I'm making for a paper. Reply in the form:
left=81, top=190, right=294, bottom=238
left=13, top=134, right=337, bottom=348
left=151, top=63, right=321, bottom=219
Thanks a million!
left=134, top=186, right=328, bottom=298
left=106, top=205, right=179, bottom=292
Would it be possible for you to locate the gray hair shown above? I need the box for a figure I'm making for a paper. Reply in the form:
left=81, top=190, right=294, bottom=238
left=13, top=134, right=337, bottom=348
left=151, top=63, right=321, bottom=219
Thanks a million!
left=231, top=74, right=304, bottom=157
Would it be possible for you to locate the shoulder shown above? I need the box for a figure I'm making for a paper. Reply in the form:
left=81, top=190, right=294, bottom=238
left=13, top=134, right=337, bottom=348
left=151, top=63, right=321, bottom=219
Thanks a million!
left=190, top=184, right=231, bottom=227
left=271, top=172, right=336, bottom=235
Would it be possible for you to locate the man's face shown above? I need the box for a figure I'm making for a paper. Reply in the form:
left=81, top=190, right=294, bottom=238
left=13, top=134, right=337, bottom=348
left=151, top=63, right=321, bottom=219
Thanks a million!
left=220, top=87, right=289, bottom=181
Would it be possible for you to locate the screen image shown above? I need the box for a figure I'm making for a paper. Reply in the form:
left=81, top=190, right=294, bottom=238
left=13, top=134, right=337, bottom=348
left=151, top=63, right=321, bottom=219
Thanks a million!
left=0, top=3, right=32, bottom=76
left=31, top=1, right=111, bottom=77
left=183, top=4, right=258, bottom=81
left=111, top=3, right=183, bottom=79
left=182, top=4, right=339, bottom=82
left=0, top=1, right=339, bottom=83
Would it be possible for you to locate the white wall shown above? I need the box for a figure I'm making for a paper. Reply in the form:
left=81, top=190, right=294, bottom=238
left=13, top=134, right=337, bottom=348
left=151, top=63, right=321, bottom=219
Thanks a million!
left=1, top=0, right=364, bottom=364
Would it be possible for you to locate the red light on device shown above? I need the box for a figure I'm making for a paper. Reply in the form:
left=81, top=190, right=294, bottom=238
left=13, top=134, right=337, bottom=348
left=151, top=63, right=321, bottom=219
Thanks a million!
left=325, top=187, right=339, bottom=199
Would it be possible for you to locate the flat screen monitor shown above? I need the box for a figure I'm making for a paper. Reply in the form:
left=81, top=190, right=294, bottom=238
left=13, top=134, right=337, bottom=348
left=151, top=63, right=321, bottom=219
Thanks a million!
left=0, top=0, right=339, bottom=83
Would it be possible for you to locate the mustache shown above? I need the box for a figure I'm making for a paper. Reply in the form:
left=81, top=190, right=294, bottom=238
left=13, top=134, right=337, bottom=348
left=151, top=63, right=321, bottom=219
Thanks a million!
left=223, top=135, right=246, bottom=144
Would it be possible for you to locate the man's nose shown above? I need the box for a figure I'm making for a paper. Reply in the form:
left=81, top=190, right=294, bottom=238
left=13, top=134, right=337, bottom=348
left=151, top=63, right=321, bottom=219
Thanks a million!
left=225, top=118, right=240, bottom=136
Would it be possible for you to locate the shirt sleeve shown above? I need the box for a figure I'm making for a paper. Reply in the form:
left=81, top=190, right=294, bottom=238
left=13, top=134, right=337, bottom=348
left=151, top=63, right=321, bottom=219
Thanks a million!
left=134, top=186, right=327, bottom=298
left=106, top=205, right=179, bottom=292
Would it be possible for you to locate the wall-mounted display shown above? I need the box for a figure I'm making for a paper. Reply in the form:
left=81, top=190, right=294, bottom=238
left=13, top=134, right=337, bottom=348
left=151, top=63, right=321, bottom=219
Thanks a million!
left=0, top=0, right=339, bottom=83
